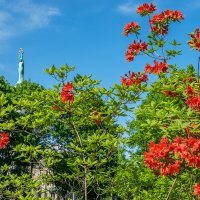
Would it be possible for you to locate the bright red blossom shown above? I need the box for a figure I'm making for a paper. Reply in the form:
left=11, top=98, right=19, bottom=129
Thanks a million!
left=194, top=184, right=200, bottom=196
left=144, top=137, right=182, bottom=176
left=191, top=123, right=196, bottom=128
left=163, top=90, right=178, bottom=97
left=172, top=10, right=184, bottom=20
left=151, top=25, right=168, bottom=36
left=184, top=127, right=190, bottom=136
left=182, top=77, right=195, bottom=83
left=121, top=71, right=148, bottom=86
left=185, top=83, right=200, bottom=112
left=150, top=10, right=184, bottom=24
left=123, top=22, right=141, bottom=37
left=62, top=82, right=73, bottom=91
left=61, top=82, right=74, bottom=103
left=150, top=10, right=183, bottom=35
left=144, top=136, right=200, bottom=176
left=145, top=60, right=168, bottom=74
left=0, top=132, right=9, bottom=149
left=136, top=3, right=156, bottom=16
left=186, top=96, right=200, bottom=111
left=126, top=40, right=148, bottom=62
left=186, top=85, right=194, bottom=95
left=188, top=28, right=200, bottom=51
left=151, top=13, right=165, bottom=24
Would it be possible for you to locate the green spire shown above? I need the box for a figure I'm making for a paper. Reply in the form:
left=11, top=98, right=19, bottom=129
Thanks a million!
left=16, top=48, right=24, bottom=85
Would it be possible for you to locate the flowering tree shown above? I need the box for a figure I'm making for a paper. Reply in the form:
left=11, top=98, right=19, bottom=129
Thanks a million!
left=120, top=2, right=200, bottom=199
left=1, top=2, right=200, bottom=200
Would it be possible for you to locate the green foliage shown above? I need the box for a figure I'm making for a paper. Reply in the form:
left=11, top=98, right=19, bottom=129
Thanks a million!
left=0, top=66, right=124, bottom=199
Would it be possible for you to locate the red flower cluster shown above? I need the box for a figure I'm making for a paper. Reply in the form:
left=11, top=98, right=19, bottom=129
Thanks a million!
left=185, top=85, right=200, bottom=112
left=182, top=77, right=195, bottom=83
left=61, top=82, right=74, bottom=103
left=184, top=127, right=191, bottom=136
left=121, top=71, right=148, bottom=86
left=172, top=136, right=200, bottom=169
left=194, top=183, right=200, bottom=196
left=186, top=85, right=194, bottom=95
left=163, top=90, right=178, bottom=97
left=186, top=96, right=200, bottom=111
left=144, top=137, right=181, bottom=176
left=123, top=22, right=141, bottom=37
left=144, top=136, right=200, bottom=176
left=144, top=60, right=168, bottom=74
left=0, top=132, right=9, bottom=149
left=126, top=40, right=148, bottom=62
left=136, top=3, right=156, bottom=16
left=188, top=28, right=200, bottom=51
left=151, top=24, right=169, bottom=36
left=150, top=10, right=184, bottom=35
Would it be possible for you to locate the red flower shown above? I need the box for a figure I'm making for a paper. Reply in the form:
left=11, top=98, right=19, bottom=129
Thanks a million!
left=186, top=85, right=194, bottom=95
left=136, top=3, right=157, bottom=16
left=62, top=82, right=73, bottom=91
left=0, top=132, right=9, bottom=149
left=144, top=63, right=153, bottom=73
left=126, top=50, right=135, bottom=62
left=163, top=90, right=178, bottom=97
left=163, top=10, right=174, bottom=18
left=191, top=123, right=196, bottom=128
left=150, top=13, right=165, bottom=24
left=150, top=10, right=183, bottom=36
left=144, top=137, right=182, bottom=176
left=182, top=77, right=195, bottom=83
left=186, top=96, right=200, bottom=110
left=124, top=22, right=141, bottom=36
left=152, top=25, right=169, bottom=35
left=172, top=10, right=184, bottom=21
left=139, top=74, right=148, bottom=82
left=125, top=40, right=148, bottom=62
left=194, top=183, right=200, bottom=196
left=61, top=82, right=74, bottom=103
left=160, top=160, right=181, bottom=176
left=121, top=71, right=148, bottom=86
left=184, top=127, right=190, bottom=136
left=145, top=60, right=168, bottom=74
left=151, top=10, right=183, bottom=24
left=145, top=135, right=200, bottom=177
left=173, top=136, right=200, bottom=168
left=188, top=28, right=200, bottom=51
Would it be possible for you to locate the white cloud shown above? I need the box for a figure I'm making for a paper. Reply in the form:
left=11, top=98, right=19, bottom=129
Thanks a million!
left=0, top=0, right=61, bottom=41
left=117, top=1, right=138, bottom=15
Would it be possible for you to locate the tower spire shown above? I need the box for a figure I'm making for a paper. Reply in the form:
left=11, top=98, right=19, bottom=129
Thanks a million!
left=16, top=48, right=24, bottom=85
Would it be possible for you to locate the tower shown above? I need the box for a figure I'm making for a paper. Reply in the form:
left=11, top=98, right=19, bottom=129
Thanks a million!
left=16, top=48, right=24, bottom=85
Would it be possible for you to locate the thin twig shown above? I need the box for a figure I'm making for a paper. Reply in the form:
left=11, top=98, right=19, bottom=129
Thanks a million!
left=166, top=176, right=178, bottom=200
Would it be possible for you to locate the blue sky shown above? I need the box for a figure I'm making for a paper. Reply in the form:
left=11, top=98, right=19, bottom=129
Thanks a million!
left=0, top=0, right=200, bottom=88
